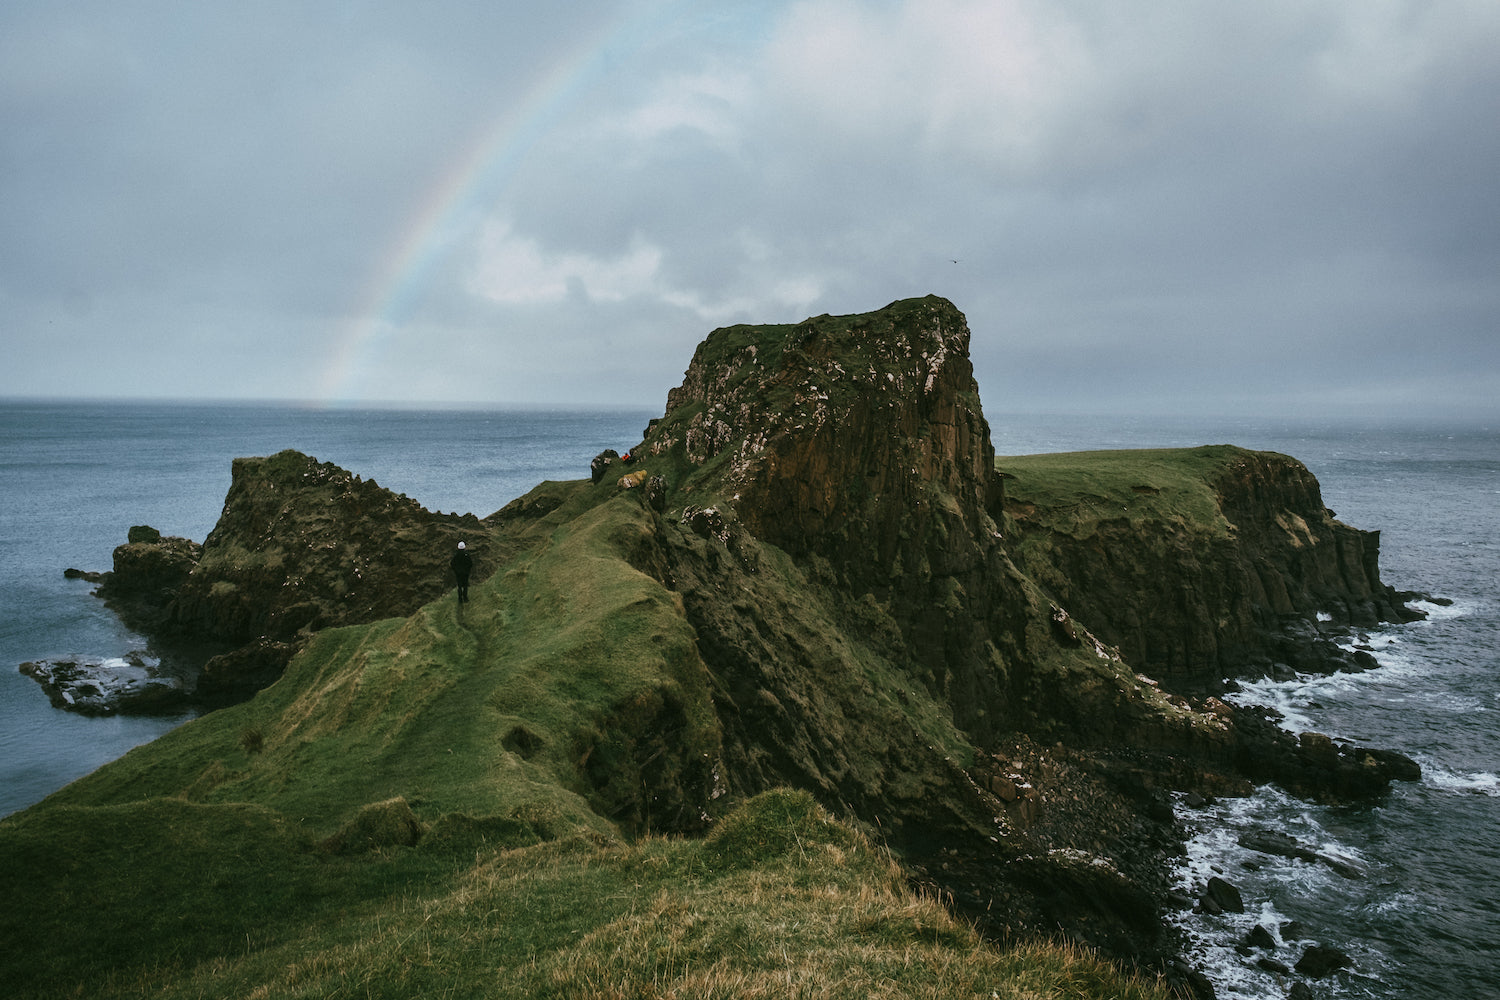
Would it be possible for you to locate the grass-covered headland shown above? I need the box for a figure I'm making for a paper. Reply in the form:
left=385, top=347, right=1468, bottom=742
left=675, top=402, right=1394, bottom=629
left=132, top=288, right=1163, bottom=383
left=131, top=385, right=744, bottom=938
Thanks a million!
left=1, top=467, right=1175, bottom=999
left=5, top=297, right=1416, bottom=998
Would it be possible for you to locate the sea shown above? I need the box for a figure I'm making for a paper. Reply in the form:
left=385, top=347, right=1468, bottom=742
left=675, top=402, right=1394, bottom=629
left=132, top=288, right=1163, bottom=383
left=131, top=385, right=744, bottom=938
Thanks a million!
left=2, top=401, right=1496, bottom=998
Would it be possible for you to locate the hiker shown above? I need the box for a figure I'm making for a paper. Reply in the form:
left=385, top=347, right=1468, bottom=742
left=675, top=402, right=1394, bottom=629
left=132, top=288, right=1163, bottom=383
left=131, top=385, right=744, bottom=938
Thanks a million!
left=450, top=541, right=473, bottom=603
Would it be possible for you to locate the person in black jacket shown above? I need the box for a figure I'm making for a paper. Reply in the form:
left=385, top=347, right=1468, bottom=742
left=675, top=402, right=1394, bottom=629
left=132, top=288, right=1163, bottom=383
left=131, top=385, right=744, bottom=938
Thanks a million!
left=450, top=541, right=473, bottom=603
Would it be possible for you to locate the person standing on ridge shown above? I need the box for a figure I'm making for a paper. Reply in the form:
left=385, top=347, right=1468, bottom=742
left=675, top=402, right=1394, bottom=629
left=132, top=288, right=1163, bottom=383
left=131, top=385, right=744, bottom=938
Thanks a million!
left=450, top=541, right=473, bottom=604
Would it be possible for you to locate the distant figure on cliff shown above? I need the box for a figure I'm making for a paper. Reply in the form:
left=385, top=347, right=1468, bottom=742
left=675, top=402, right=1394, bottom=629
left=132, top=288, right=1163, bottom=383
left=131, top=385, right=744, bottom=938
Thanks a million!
left=450, top=541, right=472, bottom=604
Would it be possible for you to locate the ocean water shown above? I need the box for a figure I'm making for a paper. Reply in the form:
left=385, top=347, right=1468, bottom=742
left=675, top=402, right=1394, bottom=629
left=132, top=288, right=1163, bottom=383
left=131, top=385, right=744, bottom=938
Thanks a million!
left=2, top=403, right=1496, bottom=996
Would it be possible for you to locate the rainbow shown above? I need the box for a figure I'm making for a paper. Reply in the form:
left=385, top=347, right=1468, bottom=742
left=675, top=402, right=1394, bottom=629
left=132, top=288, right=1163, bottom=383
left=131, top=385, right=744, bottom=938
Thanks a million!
left=317, top=2, right=683, bottom=405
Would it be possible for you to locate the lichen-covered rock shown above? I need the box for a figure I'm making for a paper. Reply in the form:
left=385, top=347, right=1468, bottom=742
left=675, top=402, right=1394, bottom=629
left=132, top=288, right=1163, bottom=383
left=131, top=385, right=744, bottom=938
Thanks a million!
left=639, top=296, right=1196, bottom=751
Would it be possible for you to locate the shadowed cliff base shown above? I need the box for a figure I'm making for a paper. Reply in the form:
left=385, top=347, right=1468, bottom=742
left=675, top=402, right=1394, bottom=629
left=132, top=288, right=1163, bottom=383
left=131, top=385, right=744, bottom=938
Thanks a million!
left=8, top=296, right=1428, bottom=998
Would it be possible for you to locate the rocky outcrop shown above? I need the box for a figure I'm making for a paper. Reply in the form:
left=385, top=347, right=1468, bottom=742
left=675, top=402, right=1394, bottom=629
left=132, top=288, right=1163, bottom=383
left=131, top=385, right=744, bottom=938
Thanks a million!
left=95, top=526, right=202, bottom=633
left=70, top=452, right=494, bottom=709
left=166, top=451, right=488, bottom=645
left=196, top=638, right=301, bottom=707
left=613, top=295, right=1421, bottom=969
left=1001, top=446, right=1425, bottom=684
left=639, top=297, right=1189, bottom=753
left=18, top=652, right=189, bottom=716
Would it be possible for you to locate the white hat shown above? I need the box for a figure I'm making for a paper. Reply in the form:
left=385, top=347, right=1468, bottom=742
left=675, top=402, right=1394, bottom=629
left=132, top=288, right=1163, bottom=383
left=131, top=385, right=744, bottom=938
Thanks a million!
left=457, top=541, right=466, bottom=549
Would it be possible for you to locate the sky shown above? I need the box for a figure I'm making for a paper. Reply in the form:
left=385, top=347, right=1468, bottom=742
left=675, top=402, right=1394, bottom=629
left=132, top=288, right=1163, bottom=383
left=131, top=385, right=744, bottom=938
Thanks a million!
left=3, top=0, right=1497, bottom=419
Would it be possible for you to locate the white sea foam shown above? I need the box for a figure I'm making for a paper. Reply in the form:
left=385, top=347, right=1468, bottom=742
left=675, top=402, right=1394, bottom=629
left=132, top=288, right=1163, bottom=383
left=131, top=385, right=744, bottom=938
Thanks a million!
left=1407, top=597, right=1473, bottom=621
left=1224, top=674, right=1355, bottom=734
left=1422, top=763, right=1500, bottom=797
left=1168, top=786, right=1392, bottom=998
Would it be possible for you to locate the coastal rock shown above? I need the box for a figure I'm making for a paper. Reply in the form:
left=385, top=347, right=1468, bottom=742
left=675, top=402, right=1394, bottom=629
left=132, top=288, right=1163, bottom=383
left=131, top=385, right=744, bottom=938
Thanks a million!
left=69, top=295, right=1427, bottom=975
left=1230, top=711, right=1421, bottom=801
left=1238, top=823, right=1371, bottom=881
left=94, top=527, right=202, bottom=632
left=1002, top=446, right=1425, bottom=684
left=166, top=450, right=487, bottom=645
left=196, top=638, right=300, bottom=706
left=1294, top=943, right=1353, bottom=978
left=18, top=652, right=189, bottom=716
left=1244, top=924, right=1277, bottom=950
left=1203, top=875, right=1245, bottom=914
left=1239, top=828, right=1320, bottom=863
left=640, top=297, right=1194, bottom=751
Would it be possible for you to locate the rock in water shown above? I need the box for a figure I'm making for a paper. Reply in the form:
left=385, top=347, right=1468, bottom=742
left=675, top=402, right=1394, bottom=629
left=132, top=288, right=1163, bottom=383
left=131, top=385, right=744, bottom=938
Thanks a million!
left=1295, top=943, right=1353, bottom=978
left=95, top=527, right=202, bottom=632
left=1203, top=876, right=1245, bottom=914
left=18, top=652, right=188, bottom=716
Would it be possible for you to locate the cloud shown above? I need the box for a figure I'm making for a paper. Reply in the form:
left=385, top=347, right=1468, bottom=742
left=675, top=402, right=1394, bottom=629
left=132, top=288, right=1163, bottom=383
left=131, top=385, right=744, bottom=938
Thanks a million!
left=2, top=0, right=1496, bottom=416
left=471, top=222, right=665, bottom=305
left=762, top=0, right=1091, bottom=176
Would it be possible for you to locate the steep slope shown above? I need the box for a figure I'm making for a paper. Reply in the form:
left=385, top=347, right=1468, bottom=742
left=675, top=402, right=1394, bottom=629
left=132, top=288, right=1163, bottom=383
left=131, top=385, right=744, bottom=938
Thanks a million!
left=638, top=296, right=1208, bottom=752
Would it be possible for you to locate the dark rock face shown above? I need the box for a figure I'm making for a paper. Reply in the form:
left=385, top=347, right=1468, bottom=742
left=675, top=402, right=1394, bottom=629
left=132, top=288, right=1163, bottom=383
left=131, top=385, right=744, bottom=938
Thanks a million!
left=626, top=295, right=1421, bottom=968
left=73, top=452, right=493, bottom=708
left=1004, top=448, right=1423, bottom=682
left=167, top=450, right=487, bottom=645
left=641, top=297, right=1182, bottom=751
left=95, top=529, right=202, bottom=633
left=196, top=639, right=300, bottom=707
left=1229, top=712, right=1421, bottom=802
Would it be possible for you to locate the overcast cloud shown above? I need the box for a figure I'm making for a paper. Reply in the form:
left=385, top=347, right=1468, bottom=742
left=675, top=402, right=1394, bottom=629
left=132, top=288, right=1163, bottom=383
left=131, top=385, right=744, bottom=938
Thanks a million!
left=3, top=0, right=1497, bottom=419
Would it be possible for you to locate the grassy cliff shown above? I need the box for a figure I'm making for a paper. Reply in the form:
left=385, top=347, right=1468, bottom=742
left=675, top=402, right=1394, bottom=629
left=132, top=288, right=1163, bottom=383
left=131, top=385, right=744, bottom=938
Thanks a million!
left=1, top=472, right=1174, bottom=998
left=2, top=297, right=1418, bottom=998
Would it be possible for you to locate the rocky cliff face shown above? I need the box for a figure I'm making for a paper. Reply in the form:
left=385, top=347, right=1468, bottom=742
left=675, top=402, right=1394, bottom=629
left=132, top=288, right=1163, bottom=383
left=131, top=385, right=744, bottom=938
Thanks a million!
left=640, top=298, right=1191, bottom=751
left=97, top=450, right=489, bottom=702
left=1002, top=446, right=1423, bottom=683
left=169, top=450, right=487, bottom=643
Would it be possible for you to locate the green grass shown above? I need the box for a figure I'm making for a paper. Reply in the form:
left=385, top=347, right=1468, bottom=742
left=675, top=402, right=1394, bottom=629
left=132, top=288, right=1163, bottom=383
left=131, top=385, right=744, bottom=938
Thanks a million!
left=43, top=489, right=716, bottom=838
left=997, top=445, right=1253, bottom=542
left=0, top=791, right=1176, bottom=999
left=1, top=464, right=1190, bottom=998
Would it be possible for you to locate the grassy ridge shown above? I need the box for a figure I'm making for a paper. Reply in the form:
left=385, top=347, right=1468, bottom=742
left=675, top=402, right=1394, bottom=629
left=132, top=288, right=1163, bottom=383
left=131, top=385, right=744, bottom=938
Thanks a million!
left=1, top=467, right=1183, bottom=998
left=42, top=485, right=714, bottom=835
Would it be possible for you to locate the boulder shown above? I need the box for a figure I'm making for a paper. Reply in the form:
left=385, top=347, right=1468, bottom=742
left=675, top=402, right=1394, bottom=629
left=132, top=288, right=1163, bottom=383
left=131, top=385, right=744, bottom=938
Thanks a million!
left=1244, top=923, right=1277, bottom=950
left=1238, top=828, right=1320, bottom=863
left=591, top=449, right=618, bottom=484
left=1203, top=875, right=1245, bottom=914
left=1295, top=943, right=1353, bottom=978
